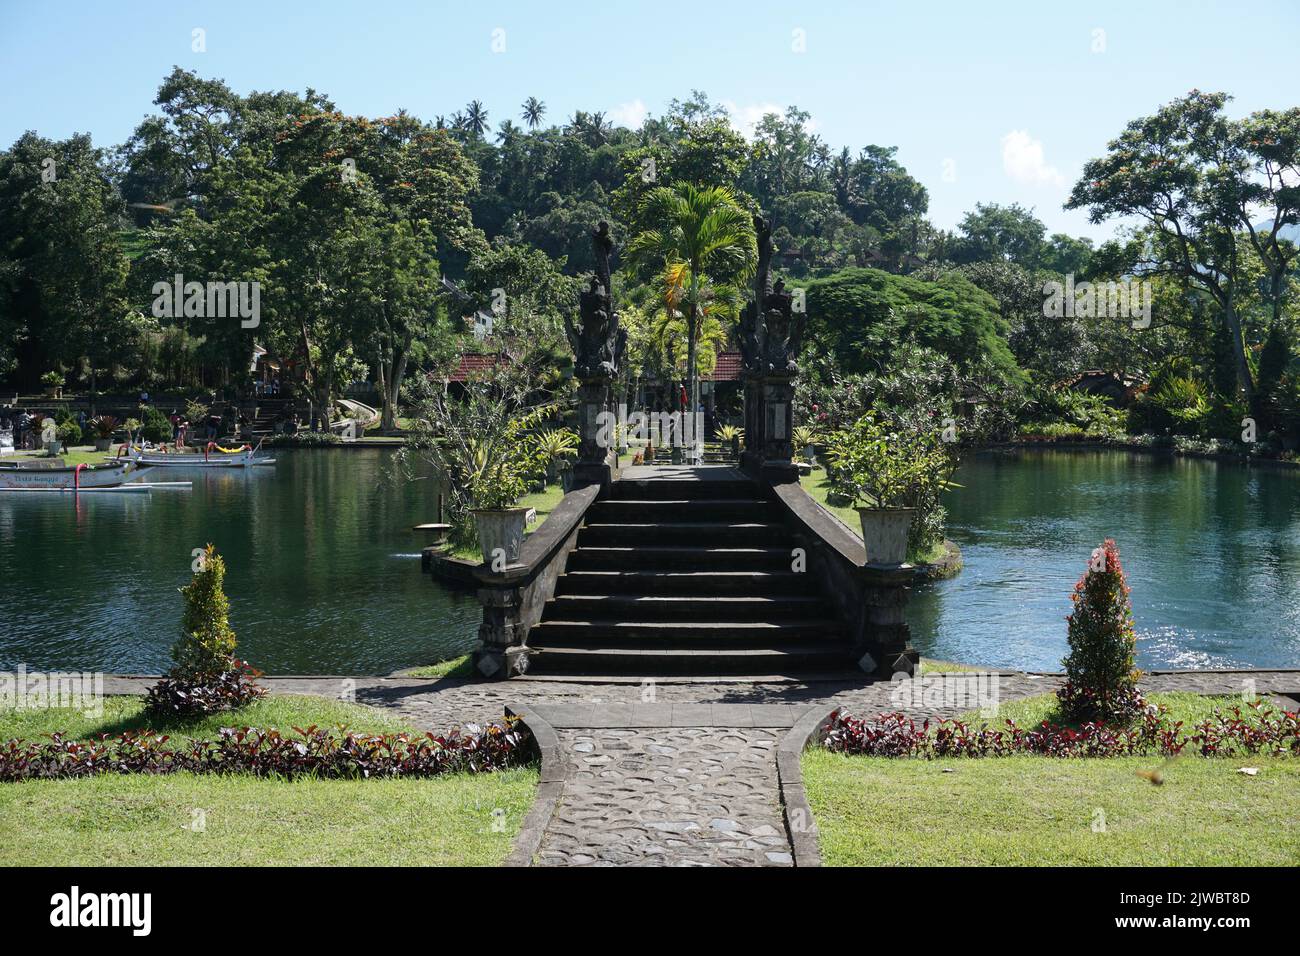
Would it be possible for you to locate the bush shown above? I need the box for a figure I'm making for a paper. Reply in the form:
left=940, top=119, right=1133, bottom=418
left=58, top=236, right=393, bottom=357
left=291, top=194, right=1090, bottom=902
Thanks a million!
left=140, top=405, right=172, bottom=443
left=0, top=717, right=532, bottom=782
left=40, top=371, right=63, bottom=388
left=1055, top=539, right=1143, bottom=723
left=820, top=699, right=1300, bottom=760
left=55, top=421, right=81, bottom=447
left=146, top=544, right=263, bottom=718
left=265, top=431, right=341, bottom=447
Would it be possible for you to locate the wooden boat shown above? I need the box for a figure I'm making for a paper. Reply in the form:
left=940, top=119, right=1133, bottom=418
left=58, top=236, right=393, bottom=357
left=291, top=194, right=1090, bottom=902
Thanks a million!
left=0, top=459, right=149, bottom=491
left=120, top=441, right=275, bottom=468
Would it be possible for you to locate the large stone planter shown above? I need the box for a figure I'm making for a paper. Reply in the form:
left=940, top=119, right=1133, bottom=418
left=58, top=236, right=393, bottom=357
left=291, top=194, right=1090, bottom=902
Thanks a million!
left=93, top=438, right=112, bottom=452
left=472, top=508, right=528, bottom=568
left=856, top=507, right=914, bottom=565
left=45, top=440, right=62, bottom=456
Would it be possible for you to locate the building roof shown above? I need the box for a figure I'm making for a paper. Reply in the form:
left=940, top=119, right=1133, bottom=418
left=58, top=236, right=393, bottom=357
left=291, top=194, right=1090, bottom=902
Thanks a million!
left=448, top=353, right=506, bottom=383
left=702, top=351, right=743, bottom=382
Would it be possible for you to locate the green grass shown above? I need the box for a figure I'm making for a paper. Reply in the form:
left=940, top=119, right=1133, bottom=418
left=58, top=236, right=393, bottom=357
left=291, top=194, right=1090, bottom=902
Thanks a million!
left=919, top=658, right=983, bottom=674
left=447, top=482, right=567, bottom=561
left=806, top=690, right=1300, bottom=865
left=406, top=654, right=475, bottom=679
left=798, top=466, right=946, bottom=565
left=804, top=749, right=1300, bottom=865
left=0, top=693, right=415, bottom=744
left=5, top=447, right=113, bottom=467
left=0, top=767, right=537, bottom=866
left=0, top=695, right=537, bottom=866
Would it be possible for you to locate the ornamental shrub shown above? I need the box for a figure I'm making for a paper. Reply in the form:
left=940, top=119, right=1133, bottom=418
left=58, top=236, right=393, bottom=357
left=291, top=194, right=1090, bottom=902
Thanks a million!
left=140, top=405, right=172, bottom=443
left=146, top=544, right=264, bottom=717
left=1056, top=538, right=1143, bottom=723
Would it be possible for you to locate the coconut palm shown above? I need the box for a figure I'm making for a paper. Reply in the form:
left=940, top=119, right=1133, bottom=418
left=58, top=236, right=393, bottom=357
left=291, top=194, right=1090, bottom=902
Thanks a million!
left=496, top=119, right=522, bottom=145
left=627, top=184, right=755, bottom=462
left=463, top=100, right=489, bottom=138
left=521, top=96, right=546, bottom=130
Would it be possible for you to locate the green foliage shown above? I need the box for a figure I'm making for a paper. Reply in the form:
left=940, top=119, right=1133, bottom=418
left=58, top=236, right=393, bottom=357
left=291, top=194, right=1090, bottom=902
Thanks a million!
left=139, top=405, right=172, bottom=443
left=825, top=414, right=954, bottom=509
left=1057, top=539, right=1142, bottom=723
left=40, top=371, right=64, bottom=388
left=803, top=267, right=1021, bottom=379
left=55, top=420, right=81, bottom=446
left=172, top=544, right=238, bottom=678
left=88, top=415, right=119, bottom=439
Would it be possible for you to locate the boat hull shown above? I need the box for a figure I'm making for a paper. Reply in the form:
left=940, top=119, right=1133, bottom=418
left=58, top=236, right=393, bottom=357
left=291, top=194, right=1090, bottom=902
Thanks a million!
left=0, top=460, right=145, bottom=490
left=127, top=452, right=274, bottom=468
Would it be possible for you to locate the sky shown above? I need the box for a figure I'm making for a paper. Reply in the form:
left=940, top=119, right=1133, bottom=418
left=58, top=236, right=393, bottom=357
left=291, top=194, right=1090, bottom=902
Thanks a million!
left=2, top=0, right=1298, bottom=243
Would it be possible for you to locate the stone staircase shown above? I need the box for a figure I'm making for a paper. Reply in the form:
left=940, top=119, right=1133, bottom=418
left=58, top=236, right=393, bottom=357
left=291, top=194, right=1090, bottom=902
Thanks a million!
left=526, top=471, right=852, bottom=676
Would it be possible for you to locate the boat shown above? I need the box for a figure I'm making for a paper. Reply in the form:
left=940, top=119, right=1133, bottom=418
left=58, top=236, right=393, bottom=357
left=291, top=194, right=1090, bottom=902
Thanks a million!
left=119, top=440, right=275, bottom=468
left=0, top=458, right=150, bottom=492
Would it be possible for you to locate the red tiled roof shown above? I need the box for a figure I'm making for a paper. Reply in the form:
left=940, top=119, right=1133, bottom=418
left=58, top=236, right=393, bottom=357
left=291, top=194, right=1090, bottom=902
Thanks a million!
left=702, top=352, right=742, bottom=382
left=448, top=353, right=506, bottom=383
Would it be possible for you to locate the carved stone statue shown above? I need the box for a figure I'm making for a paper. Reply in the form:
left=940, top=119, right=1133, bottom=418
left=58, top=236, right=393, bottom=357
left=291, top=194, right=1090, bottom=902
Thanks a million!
left=564, top=221, right=622, bottom=379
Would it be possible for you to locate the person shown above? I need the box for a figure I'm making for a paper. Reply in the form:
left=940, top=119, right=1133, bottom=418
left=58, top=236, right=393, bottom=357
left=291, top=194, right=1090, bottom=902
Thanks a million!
left=169, top=408, right=181, bottom=442
left=139, top=389, right=150, bottom=407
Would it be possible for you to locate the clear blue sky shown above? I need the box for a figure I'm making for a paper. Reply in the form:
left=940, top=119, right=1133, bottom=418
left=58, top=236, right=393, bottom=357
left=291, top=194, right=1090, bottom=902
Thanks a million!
left=2, top=0, right=1297, bottom=241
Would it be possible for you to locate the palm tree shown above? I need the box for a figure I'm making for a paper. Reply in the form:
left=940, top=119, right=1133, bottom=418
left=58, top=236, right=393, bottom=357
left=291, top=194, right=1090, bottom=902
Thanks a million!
left=496, top=119, right=522, bottom=145
left=464, top=100, right=489, bottom=138
left=521, top=96, right=546, bottom=130
left=627, top=185, right=755, bottom=462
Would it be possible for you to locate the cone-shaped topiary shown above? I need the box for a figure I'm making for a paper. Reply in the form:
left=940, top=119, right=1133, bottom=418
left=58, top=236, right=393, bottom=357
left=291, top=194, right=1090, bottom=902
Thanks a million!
left=1056, top=538, right=1144, bottom=723
left=146, top=544, right=264, bottom=717
left=173, top=543, right=237, bottom=677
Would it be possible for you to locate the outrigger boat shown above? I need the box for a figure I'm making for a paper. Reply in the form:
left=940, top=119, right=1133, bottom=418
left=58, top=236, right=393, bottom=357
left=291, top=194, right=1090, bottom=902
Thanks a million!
left=0, top=458, right=150, bottom=492
left=119, top=439, right=275, bottom=468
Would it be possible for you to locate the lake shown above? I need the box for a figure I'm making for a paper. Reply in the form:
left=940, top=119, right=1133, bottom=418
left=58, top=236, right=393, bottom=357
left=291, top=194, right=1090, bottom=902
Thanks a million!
left=0, top=449, right=480, bottom=675
left=909, top=448, right=1300, bottom=671
left=2, top=447, right=1296, bottom=675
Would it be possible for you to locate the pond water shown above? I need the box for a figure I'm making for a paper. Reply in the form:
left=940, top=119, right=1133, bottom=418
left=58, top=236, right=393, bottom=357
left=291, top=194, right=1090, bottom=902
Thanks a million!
left=3, top=447, right=1297, bottom=675
left=909, top=448, right=1300, bottom=671
left=0, top=449, right=481, bottom=675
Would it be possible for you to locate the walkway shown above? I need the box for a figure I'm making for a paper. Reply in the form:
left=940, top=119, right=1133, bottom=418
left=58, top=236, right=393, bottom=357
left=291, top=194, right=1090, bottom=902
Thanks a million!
left=100, top=669, right=1300, bottom=866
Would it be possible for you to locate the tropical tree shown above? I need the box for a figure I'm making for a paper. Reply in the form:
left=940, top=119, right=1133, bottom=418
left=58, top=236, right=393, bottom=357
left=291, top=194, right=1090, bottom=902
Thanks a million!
left=521, top=96, right=546, bottom=130
left=627, top=184, right=755, bottom=459
left=463, top=100, right=489, bottom=138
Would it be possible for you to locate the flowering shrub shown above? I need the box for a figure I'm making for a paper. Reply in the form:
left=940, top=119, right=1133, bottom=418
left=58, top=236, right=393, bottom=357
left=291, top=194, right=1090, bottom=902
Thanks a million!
left=1057, top=539, right=1143, bottom=723
left=822, top=699, right=1300, bottom=760
left=0, top=717, right=531, bottom=782
left=144, top=657, right=266, bottom=717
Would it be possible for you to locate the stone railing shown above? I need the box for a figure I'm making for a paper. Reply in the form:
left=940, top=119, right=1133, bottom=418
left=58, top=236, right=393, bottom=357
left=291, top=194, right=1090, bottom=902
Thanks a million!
left=471, top=483, right=601, bottom=678
left=767, top=478, right=919, bottom=677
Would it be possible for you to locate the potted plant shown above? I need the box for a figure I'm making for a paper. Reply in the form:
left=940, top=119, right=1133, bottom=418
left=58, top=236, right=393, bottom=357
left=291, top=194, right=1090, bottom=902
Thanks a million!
left=793, top=424, right=817, bottom=465
left=56, top=419, right=82, bottom=452
left=824, top=414, right=931, bottom=565
left=716, top=423, right=743, bottom=459
left=88, top=415, right=119, bottom=452
left=40, top=371, right=64, bottom=399
left=535, top=427, right=578, bottom=483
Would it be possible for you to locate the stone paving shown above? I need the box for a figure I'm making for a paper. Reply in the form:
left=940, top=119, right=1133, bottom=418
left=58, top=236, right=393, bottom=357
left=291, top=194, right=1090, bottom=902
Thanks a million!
left=98, top=668, right=1300, bottom=866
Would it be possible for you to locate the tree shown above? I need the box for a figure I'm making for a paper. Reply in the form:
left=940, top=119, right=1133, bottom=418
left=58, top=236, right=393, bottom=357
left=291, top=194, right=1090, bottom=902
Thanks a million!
left=0, top=132, right=134, bottom=407
left=1057, top=539, right=1143, bottom=723
left=1067, top=91, right=1261, bottom=412
left=463, top=100, right=490, bottom=139
left=627, top=185, right=755, bottom=458
left=521, top=97, right=546, bottom=130
left=953, top=202, right=1046, bottom=267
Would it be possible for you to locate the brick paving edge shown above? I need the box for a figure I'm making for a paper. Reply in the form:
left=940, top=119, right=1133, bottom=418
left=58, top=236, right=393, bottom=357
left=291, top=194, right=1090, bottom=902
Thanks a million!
left=776, top=706, right=838, bottom=868
left=503, top=704, right=565, bottom=868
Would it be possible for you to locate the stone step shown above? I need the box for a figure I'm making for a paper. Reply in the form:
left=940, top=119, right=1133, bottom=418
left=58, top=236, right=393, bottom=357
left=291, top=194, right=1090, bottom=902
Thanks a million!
left=590, top=499, right=776, bottom=522
left=565, top=546, right=795, bottom=572
left=578, top=521, right=793, bottom=547
left=609, top=479, right=758, bottom=501
left=555, top=570, right=810, bottom=597
left=524, top=643, right=852, bottom=676
left=528, top=619, right=844, bottom=646
left=545, top=593, right=824, bottom=621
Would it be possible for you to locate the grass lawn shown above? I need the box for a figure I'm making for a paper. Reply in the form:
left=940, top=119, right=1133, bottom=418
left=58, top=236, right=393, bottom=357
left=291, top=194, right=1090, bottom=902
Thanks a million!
left=446, top=481, right=567, bottom=561
left=798, top=466, right=947, bottom=565
left=0, top=694, right=537, bottom=867
left=406, top=654, right=475, bottom=679
left=805, top=692, right=1300, bottom=866
left=4, top=446, right=113, bottom=468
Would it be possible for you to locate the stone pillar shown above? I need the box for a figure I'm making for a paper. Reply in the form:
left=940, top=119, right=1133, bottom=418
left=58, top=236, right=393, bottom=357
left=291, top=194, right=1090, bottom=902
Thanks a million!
left=572, top=375, right=614, bottom=489
left=854, top=564, right=919, bottom=677
left=739, top=371, right=764, bottom=475
left=472, top=577, right=532, bottom=678
left=758, top=375, right=798, bottom=484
